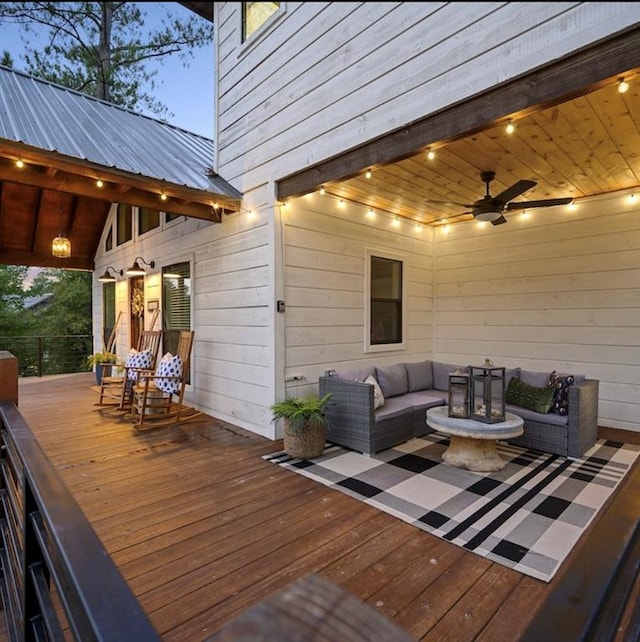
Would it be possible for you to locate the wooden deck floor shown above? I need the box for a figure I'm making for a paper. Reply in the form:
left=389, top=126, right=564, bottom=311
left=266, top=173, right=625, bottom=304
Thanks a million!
left=13, top=373, right=640, bottom=641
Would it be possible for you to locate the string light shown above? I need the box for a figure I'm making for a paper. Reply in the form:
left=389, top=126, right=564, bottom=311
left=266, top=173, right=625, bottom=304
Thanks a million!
left=426, top=148, right=436, bottom=160
left=319, top=187, right=326, bottom=195
left=505, top=120, right=515, bottom=135
left=365, top=169, right=372, bottom=179
left=618, top=77, right=629, bottom=94
left=160, top=193, right=168, bottom=201
left=15, top=159, right=24, bottom=169
left=96, top=179, right=104, bottom=188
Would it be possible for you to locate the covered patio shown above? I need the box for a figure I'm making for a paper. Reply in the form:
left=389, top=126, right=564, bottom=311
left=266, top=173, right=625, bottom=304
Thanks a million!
left=9, top=372, right=639, bottom=641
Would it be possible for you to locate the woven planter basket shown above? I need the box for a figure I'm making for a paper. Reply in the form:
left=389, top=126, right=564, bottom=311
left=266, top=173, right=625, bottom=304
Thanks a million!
left=284, top=420, right=326, bottom=459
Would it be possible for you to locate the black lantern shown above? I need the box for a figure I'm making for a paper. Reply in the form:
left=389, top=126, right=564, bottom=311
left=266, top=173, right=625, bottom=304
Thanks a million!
left=470, top=362, right=505, bottom=423
left=448, top=367, right=470, bottom=418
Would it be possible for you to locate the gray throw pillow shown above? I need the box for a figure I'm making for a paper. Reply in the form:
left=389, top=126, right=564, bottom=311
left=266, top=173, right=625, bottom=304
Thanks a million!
left=520, top=369, right=550, bottom=388
left=404, top=361, right=433, bottom=392
left=375, top=364, right=409, bottom=398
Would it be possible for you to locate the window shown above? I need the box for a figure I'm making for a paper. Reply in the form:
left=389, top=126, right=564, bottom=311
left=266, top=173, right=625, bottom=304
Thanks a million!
left=368, top=253, right=404, bottom=348
left=165, top=211, right=183, bottom=224
left=162, top=261, right=191, bottom=381
left=105, top=225, right=113, bottom=252
left=138, top=207, right=160, bottom=235
left=242, top=2, right=280, bottom=41
left=116, top=204, right=132, bottom=246
left=102, top=281, right=116, bottom=348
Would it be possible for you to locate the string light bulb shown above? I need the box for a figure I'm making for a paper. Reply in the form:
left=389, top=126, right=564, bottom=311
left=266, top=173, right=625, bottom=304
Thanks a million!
left=365, top=169, right=372, bottom=179
left=427, top=148, right=436, bottom=160
left=96, top=179, right=104, bottom=188
left=505, top=120, right=515, bottom=135
left=15, top=159, right=24, bottom=169
left=618, top=77, right=629, bottom=94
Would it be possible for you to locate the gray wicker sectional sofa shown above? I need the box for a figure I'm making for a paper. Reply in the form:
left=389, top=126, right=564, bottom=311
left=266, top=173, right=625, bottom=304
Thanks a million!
left=318, top=360, right=599, bottom=458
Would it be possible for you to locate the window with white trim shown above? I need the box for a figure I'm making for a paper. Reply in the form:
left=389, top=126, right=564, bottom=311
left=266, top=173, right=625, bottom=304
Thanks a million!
left=162, top=261, right=192, bottom=382
left=366, top=251, right=404, bottom=350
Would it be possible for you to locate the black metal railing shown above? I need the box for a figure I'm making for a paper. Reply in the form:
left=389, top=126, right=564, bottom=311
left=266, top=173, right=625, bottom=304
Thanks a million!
left=0, top=401, right=160, bottom=641
left=0, top=335, right=94, bottom=378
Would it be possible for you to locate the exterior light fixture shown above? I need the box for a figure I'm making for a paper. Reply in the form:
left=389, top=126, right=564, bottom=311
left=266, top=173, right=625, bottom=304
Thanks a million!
left=618, top=77, right=629, bottom=94
left=51, top=192, right=71, bottom=258
left=427, top=148, right=436, bottom=160
left=96, top=179, right=104, bottom=188
left=365, top=169, right=372, bottom=179
left=51, top=234, right=71, bottom=258
left=98, top=266, right=123, bottom=283
left=160, top=193, right=168, bottom=201
left=15, top=159, right=24, bottom=169
left=505, top=120, right=515, bottom=134
left=125, top=256, right=155, bottom=276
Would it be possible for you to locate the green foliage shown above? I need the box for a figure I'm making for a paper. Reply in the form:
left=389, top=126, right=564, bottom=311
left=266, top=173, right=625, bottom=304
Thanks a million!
left=270, top=393, right=332, bottom=433
left=0, top=1, right=213, bottom=117
left=84, top=350, right=117, bottom=368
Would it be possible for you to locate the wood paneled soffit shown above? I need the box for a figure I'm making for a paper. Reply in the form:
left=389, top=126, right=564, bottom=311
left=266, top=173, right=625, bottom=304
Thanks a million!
left=0, top=146, right=239, bottom=222
left=277, top=27, right=640, bottom=202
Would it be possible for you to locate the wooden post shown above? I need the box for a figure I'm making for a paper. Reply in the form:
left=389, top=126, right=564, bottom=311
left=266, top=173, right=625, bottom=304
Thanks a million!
left=0, top=351, right=19, bottom=405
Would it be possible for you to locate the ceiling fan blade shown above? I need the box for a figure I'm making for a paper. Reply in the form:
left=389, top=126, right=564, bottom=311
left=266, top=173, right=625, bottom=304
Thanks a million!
left=490, top=214, right=508, bottom=226
left=494, top=179, right=537, bottom=203
left=506, top=197, right=573, bottom=210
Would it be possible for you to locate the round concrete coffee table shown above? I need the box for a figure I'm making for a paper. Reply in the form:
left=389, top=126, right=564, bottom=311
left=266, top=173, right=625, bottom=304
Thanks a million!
left=426, top=406, right=524, bottom=472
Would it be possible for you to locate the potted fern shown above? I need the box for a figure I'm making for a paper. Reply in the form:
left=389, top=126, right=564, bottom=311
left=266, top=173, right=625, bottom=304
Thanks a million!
left=270, top=393, right=332, bottom=459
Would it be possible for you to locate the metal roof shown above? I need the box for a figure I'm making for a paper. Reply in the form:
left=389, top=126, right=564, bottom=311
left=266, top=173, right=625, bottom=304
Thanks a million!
left=0, top=64, right=241, bottom=199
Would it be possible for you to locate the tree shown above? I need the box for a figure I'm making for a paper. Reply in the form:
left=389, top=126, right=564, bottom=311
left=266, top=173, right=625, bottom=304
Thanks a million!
left=0, top=1, right=213, bottom=118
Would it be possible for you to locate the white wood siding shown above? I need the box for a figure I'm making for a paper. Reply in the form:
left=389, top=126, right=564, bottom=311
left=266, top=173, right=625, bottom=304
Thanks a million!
left=433, top=193, right=640, bottom=431
left=93, top=202, right=277, bottom=438
left=214, top=2, right=639, bottom=188
left=282, top=195, right=435, bottom=394
left=280, top=191, right=639, bottom=432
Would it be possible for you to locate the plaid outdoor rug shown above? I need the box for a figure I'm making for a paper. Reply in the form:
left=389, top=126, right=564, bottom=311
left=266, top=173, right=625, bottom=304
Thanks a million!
left=263, top=435, right=640, bottom=582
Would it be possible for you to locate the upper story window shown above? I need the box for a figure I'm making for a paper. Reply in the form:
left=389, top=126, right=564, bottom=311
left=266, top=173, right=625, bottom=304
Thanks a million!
left=116, top=204, right=133, bottom=246
left=366, top=252, right=405, bottom=351
left=139, top=207, right=160, bottom=235
left=242, top=2, right=280, bottom=42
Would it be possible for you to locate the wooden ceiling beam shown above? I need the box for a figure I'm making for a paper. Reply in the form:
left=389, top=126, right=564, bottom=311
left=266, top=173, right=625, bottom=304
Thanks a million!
left=0, top=161, right=224, bottom=222
left=0, top=144, right=240, bottom=217
left=0, top=248, right=94, bottom=271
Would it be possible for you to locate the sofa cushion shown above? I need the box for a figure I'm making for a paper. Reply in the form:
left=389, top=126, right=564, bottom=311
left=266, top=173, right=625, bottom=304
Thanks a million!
left=432, top=361, right=468, bottom=391
left=404, top=361, right=433, bottom=392
left=519, top=369, right=551, bottom=388
left=375, top=364, right=409, bottom=398
left=403, top=390, right=448, bottom=411
left=365, top=375, right=385, bottom=409
left=505, top=377, right=554, bottom=414
left=373, top=396, right=414, bottom=421
left=335, top=365, right=376, bottom=383
left=548, top=371, right=575, bottom=415
left=506, top=404, right=568, bottom=426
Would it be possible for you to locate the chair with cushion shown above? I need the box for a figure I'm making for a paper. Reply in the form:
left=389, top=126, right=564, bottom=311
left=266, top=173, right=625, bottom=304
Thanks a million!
left=95, top=330, right=162, bottom=413
left=129, top=330, right=200, bottom=430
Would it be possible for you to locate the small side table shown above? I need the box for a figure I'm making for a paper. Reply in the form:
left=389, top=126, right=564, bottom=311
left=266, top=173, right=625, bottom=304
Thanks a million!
left=426, top=406, right=524, bottom=472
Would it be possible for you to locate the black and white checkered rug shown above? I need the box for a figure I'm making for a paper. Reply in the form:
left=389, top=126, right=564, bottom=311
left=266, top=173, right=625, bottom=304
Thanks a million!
left=263, top=435, right=639, bottom=582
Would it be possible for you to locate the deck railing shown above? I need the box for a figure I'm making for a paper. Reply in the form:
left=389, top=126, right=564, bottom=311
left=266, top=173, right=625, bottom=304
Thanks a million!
left=0, top=401, right=160, bottom=641
left=0, top=335, right=93, bottom=378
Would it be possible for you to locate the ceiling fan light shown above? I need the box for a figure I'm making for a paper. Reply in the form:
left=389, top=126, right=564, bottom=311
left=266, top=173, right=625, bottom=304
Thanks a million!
left=474, top=209, right=503, bottom=222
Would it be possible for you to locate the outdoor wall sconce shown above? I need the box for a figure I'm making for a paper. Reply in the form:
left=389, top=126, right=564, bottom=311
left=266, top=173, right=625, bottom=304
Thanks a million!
left=125, top=257, right=155, bottom=276
left=98, top=266, right=123, bottom=283
left=51, top=234, right=71, bottom=258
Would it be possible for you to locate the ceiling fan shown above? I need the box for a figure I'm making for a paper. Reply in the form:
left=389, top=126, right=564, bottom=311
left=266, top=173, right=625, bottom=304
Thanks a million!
left=428, top=171, right=573, bottom=225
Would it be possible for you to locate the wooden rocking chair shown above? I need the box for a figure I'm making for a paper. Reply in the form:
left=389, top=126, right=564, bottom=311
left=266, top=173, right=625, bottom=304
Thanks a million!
left=95, top=329, right=162, bottom=413
left=129, top=330, right=200, bottom=430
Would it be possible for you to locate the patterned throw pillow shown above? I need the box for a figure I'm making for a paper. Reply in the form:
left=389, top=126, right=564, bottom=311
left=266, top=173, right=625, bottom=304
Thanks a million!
left=548, top=371, right=575, bottom=415
left=154, top=353, right=183, bottom=394
left=505, top=377, right=554, bottom=414
left=365, top=375, right=385, bottom=409
left=125, top=348, right=153, bottom=380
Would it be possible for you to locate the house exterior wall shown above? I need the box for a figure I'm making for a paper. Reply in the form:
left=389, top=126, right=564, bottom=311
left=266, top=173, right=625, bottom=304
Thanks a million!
left=282, top=190, right=639, bottom=432
left=92, top=199, right=277, bottom=438
left=214, top=2, right=638, bottom=187
left=207, top=1, right=640, bottom=437
left=281, top=195, right=435, bottom=397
